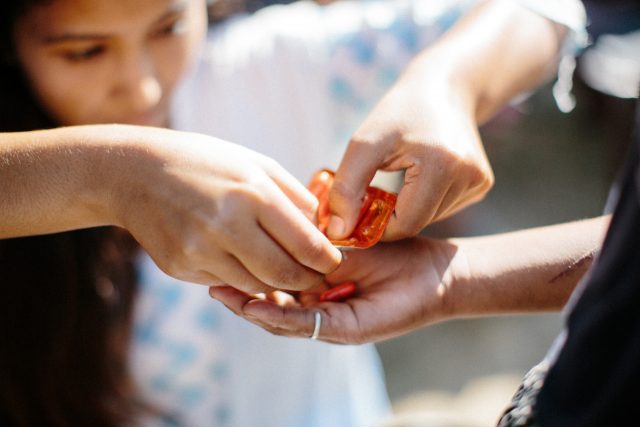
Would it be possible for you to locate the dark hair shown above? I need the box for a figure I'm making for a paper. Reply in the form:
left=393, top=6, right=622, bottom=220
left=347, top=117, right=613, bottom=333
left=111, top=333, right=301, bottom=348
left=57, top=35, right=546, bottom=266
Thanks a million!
left=0, top=1, right=142, bottom=425
left=0, top=0, right=56, bottom=132
left=0, top=230, right=141, bottom=426
left=0, top=1, right=286, bottom=423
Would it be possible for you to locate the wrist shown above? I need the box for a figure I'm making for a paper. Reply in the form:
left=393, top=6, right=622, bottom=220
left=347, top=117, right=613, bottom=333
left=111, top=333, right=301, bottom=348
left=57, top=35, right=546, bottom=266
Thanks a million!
left=410, top=237, right=473, bottom=323
left=407, top=0, right=565, bottom=125
left=70, top=124, right=154, bottom=229
left=433, top=237, right=474, bottom=320
left=0, top=125, right=134, bottom=237
left=401, top=48, right=478, bottom=123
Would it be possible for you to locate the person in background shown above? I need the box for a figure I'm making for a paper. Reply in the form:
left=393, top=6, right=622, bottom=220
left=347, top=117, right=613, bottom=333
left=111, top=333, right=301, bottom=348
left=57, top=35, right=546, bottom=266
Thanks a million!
left=211, top=0, right=640, bottom=425
left=0, top=0, right=495, bottom=425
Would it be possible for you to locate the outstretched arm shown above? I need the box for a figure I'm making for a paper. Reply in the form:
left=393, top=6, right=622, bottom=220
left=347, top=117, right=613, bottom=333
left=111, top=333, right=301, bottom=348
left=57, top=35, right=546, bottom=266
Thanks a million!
left=211, top=216, right=609, bottom=344
left=0, top=124, right=342, bottom=293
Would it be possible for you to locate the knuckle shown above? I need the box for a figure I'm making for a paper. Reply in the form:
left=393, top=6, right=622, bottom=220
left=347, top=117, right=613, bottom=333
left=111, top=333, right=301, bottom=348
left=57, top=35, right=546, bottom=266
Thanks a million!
left=180, top=233, right=205, bottom=258
left=273, top=267, right=302, bottom=290
left=434, top=146, right=462, bottom=171
left=299, top=236, right=330, bottom=265
left=259, top=156, right=284, bottom=174
left=274, top=267, right=320, bottom=291
left=230, top=274, right=267, bottom=294
left=214, top=187, right=263, bottom=228
left=461, top=158, right=495, bottom=197
left=161, top=258, right=185, bottom=280
left=477, top=165, right=495, bottom=192
left=402, top=133, right=429, bottom=151
left=243, top=283, right=269, bottom=295
left=242, top=168, right=270, bottom=190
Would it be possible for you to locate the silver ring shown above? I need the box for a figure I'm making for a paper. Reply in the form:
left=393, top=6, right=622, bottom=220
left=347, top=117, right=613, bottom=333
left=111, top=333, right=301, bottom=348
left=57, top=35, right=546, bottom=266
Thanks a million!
left=310, top=311, right=322, bottom=340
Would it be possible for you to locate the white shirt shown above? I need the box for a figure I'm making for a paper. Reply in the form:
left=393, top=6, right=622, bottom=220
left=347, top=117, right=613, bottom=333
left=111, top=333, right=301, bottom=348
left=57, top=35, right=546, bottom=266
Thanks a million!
left=129, top=1, right=479, bottom=426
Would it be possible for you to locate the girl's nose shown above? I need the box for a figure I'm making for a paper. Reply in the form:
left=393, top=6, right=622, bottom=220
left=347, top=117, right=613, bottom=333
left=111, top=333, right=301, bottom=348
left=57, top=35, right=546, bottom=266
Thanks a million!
left=137, top=75, right=162, bottom=109
left=116, top=51, right=163, bottom=112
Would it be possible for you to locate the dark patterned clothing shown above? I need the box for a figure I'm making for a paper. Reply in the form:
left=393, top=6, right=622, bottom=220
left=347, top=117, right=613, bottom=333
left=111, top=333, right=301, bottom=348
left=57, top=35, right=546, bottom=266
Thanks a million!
left=499, top=100, right=639, bottom=426
left=499, top=2, right=640, bottom=424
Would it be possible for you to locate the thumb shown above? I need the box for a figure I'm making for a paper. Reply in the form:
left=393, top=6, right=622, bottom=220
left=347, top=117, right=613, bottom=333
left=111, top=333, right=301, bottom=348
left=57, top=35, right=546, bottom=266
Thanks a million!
left=327, top=139, right=383, bottom=240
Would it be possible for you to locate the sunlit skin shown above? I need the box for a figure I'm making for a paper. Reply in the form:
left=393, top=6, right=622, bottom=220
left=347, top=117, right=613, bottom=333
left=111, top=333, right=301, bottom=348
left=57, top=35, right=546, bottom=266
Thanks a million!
left=211, top=217, right=609, bottom=344
left=12, top=0, right=207, bottom=127
left=2, top=0, right=343, bottom=294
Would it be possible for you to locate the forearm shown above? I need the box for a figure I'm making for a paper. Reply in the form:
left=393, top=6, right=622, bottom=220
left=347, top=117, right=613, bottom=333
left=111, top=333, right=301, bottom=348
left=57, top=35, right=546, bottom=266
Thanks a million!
left=401, top=0, right=568, bottom=124
left=446, top=216, right=611, bottom=317
left=0, top=125, right=134, bottom=238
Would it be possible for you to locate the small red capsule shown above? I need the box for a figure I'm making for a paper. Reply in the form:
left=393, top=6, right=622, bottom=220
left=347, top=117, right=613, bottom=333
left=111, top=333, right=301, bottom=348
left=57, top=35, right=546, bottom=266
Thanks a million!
left=319, top=281, right=357, bottom=302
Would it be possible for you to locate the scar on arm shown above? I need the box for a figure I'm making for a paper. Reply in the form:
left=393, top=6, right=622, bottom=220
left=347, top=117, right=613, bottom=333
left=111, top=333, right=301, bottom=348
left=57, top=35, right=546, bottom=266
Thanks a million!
left=549, top=250, right=596, bottom=284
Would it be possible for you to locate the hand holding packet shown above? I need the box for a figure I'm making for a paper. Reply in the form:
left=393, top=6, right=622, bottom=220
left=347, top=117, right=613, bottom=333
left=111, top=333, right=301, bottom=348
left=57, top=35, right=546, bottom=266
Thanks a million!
left=308, top=169, right=397, bottom=249
left=308, top=169, right=397, bottom=301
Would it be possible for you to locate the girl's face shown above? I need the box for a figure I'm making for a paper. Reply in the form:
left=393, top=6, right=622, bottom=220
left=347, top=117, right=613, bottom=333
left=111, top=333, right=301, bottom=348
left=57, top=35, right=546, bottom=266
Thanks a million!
left=13, top=0, right=207, bottom=127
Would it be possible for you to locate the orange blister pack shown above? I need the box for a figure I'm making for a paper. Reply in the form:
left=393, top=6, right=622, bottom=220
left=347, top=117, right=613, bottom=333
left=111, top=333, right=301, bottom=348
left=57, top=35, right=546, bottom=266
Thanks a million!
left=308, top=169, right=397, bottom=249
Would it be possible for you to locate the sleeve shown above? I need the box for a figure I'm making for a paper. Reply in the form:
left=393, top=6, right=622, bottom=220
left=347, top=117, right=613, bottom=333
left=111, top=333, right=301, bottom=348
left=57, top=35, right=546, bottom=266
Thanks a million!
left=512, top=0, right=589, bottom=112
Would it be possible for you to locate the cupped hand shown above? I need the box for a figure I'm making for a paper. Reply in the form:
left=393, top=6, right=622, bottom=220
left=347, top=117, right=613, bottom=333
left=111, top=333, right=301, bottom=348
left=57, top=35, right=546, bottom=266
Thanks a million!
left=327, top=59, right=494, bottom=242
left=209, top=237, right=464, bottom=344
left=108, top=126, right=342, bottom=294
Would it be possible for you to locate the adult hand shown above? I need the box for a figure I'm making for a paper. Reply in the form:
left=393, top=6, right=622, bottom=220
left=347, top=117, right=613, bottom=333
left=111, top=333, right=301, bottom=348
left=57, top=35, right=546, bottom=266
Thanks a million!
left=107, top=126, right=342, bottom=294
left=209, top=216, right=608, bottom=344
left=326, top=57, right=494, bottom=242
left=326, top=0, right=572, bottom=242
left=209, top=237, right=461, bottom=344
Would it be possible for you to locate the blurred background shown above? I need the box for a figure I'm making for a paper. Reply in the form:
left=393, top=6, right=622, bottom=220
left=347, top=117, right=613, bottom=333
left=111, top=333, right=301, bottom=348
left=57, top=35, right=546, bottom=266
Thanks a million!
left=213, top=1, right=637, bottom=425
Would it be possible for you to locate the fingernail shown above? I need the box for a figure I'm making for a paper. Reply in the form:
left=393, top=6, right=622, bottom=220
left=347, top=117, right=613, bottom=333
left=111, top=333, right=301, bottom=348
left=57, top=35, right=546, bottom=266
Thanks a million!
left=327, top=215, right=345, bottom=238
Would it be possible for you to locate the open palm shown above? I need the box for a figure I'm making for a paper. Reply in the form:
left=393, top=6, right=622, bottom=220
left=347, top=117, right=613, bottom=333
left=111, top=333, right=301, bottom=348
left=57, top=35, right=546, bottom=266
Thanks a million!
left=210, top=237, right=463, bottom=344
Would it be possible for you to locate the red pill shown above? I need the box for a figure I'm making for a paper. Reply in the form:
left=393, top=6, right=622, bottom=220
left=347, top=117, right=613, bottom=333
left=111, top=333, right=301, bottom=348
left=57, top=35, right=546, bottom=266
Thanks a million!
left=319, top=281, right=357, bottom=302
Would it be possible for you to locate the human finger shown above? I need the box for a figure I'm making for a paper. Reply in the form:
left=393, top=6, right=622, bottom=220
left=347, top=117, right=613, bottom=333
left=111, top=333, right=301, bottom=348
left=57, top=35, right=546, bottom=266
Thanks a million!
left=436, top=176, right=491, bottom=221
left=204, top=252, right=278, bottom=294
left=266, top=290, right=298, bottom=306
left=210, top=288, right=312, bottom=338
left=258, top=182, right=342, bottom=276
left=327, top=136, right=388, bottom=240
left=258, top=156, right=320, bottom=221
left=209, top=285, right=252, bottom=312
left=243, top=300, right=324, bottom=338
left=215, top=221, right=325, bottom=291
left=383, top=165, right=448, bottom=240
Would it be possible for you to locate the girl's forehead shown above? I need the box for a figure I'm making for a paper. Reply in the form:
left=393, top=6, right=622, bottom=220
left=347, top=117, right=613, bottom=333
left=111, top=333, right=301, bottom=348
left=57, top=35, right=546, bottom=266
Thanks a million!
left=22, top=0, right=188, bottom=32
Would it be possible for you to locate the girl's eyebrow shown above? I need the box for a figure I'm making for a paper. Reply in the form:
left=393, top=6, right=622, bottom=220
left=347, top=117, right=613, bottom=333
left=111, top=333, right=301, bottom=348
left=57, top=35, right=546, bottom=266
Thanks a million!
left=42, top=0, right=188, bottom=44
left=43, top=33, right=109, bottom=44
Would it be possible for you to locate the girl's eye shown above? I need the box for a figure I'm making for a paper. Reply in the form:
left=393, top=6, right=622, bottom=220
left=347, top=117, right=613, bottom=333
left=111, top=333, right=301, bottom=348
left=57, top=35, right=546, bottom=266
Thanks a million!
left=153, top=19, right=186, bottom=38
left=63, top=45, right=106, bottom=62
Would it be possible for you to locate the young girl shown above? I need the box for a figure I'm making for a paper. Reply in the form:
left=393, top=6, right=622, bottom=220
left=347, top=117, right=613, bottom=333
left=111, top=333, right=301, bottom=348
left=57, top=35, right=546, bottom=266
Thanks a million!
left=0, top=0, right=477, bottom=425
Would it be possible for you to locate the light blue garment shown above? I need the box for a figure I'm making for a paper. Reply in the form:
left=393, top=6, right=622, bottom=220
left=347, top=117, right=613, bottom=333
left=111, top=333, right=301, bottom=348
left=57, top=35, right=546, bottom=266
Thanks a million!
left=133, top=1, right=481, bottom=426
left=131, top=254, right=390, bottom=427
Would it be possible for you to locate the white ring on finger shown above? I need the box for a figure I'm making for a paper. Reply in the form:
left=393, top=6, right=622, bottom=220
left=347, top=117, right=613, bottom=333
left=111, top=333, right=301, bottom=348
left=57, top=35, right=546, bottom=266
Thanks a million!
left=310, top=311, right=322, bottom=340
